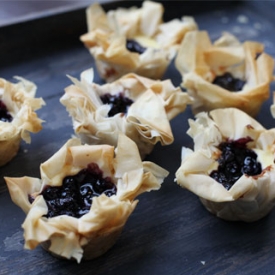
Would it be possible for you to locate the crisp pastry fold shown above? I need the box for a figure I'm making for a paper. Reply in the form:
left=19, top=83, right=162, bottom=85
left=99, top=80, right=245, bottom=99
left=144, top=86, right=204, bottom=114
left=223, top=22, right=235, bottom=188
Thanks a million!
left=60, top=68, right=192, bottom=159
left=175, top=30, right=274, bottom=117
left=5, top=134, right=169, bottom=263
left=270, top=92, right=275, bottom=118
left=0, top=77, right=45, bottom=166
left=175, top=108, right=275, bottom=222
left=80, top=1, right=198, bottom=82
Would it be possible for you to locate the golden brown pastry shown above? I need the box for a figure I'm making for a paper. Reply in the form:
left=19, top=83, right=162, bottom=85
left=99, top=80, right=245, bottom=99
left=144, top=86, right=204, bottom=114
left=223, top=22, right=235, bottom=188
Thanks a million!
left=5, top=134, right=169, bottom=263
left=0, top=76, right=45, bottom=166
left=175, top=30, right=274, bottom=117
left=60, top=68, right=192, bottom=159
left=80, top=1, right=198, bottom=82
left=175, top=108, right=275, bottom=222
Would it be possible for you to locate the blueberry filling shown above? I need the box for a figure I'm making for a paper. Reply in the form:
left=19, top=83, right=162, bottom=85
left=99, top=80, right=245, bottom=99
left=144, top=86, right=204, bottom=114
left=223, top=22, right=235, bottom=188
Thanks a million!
left=213, top=72, right=245, bottom=92
left=126, top=39, right=146, bottom=54
left=209, top=137, right=262, bottom=190
left=100, top=92, right=133, bottom=117
left=0, top=100, right=12, bottom=122
left=35, top=163, right=117, bottom=218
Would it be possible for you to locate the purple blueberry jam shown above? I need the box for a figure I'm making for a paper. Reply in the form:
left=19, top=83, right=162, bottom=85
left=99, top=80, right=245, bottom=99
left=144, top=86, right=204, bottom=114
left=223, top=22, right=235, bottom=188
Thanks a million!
left=213, top=72, right=245, bottom=92
left=0, top=100, right=12, bottom=122
left=38, top=163, right=117, bottom=218
left=209, top=138, right=262, bottom=190
left=100, top=92, right=133, bottom=117
left=126, top=39, right=146, bottom=54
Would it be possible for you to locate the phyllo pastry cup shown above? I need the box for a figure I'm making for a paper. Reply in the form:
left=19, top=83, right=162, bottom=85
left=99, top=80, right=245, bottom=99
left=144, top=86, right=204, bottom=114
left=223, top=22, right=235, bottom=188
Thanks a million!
left=80, top=1, right=198, bottom=82
left=60, top=68, right=192, bottom=159
left=0, top=76, right=45, bottom=166
left=5, top=134, right=169, bottom=263
left=175, top=30, right=274, bottom=117
left=175, top=108, right=275, bottom=222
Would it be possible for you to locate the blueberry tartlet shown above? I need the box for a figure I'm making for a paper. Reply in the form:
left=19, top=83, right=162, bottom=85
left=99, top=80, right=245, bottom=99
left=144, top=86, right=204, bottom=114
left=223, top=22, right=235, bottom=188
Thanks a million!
left=175, top=31, right=274, bottom=117
left=5, top=134, right=168, bottom=262
left=60, top=68, right=192, bottom=159
left=175, top=108, right=275, bottom=222
left=80, top=1, right=197, bottom=82
left=0, top=76, right=45, bottom=166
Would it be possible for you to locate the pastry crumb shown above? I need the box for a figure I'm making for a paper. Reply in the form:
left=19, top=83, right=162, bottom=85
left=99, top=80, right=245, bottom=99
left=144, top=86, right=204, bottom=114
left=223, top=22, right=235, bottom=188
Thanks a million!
left=201, top=261, right=206, bottom=265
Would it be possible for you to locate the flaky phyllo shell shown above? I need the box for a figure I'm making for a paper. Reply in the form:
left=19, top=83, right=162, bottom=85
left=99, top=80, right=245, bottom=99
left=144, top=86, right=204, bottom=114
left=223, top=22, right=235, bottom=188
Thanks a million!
left=80, top=1, right=197, bottom=82
left=0, top=77, right=45, bottom=166
left=5, top=134, right=169, bottom=263
left=60, top=68, right=192, bottom=159
left=175, top=30, right=274, bottom=117
left=175, top=108, right=275, bottom=222
left=270, top=92, right=275, bottom=119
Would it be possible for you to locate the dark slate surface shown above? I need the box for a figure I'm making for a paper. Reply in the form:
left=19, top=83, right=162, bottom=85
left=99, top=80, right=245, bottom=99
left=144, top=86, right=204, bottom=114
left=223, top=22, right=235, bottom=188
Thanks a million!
left=1, top=1, right=275, bottom=274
